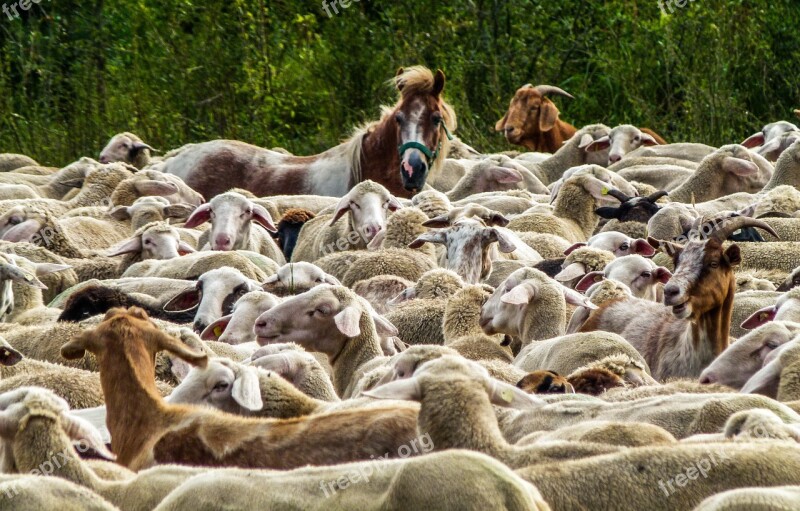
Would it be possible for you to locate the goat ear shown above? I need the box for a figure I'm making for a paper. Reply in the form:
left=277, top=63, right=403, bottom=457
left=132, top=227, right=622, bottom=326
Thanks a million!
left=61, top=332, right=95, bottom=360
left=0, top=345, right=22, bottom=366
left=722, top=156, right=758, bottom=176
left=495, top=111, right=509, bottom=132
left=741, top=132, right=765, bottom=148
left=252, top=204, right=277, bottom=232
left=486, top=228, right=517, bottom=253
left=488, top=379, right=543, bottom=409
left=200, top=314, right=231, bottom=341
left=330, top=195, right=353, bottom=226
left=334, top=304, right=361, bottom=337
left=575, top=271, right=604, bottom=293
left=232, top=366, right=264, bottom=411
left=163, top=288, right=201, bottom=312
left=538, top=100, right=559, bottom=132
left=408, top=231, right=446, bottom=249
left=183, top=204, right=213, bottom=228
left=564, top=242, right=586, bottom=255
left=154, top=330, right=208, bottom=368
left=106, top=237, right=142, bottom=257
left=632, top=238, right=656, bottom=257
left=563, top=285, right=598, bottom=309
left=133, top=180, right=179, bottom=197
left=109, top=205, right=131, bottom=220
left=501, top=283, right=537, bottom=305
left=594, top=207, right=621, bottom=220
left=725, top=244, right=742, bottom=266
left=363, top=377, right=422, bottom=401
left=585, top=135, right=610, bottom=152
left=741, top=306, right=776, bottom=330
left=488, top=166, right=523, bottom=184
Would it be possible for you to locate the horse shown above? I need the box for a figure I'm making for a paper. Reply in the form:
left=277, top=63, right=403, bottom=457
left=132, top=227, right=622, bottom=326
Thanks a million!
left=158, top=66, right=456, bottom=200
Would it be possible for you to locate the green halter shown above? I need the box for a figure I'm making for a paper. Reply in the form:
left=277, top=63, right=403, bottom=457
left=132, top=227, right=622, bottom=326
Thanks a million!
left=397, top=120, right=454, bottom=163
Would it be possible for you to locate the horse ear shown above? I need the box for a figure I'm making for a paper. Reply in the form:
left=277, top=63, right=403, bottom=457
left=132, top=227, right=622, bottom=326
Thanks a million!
left=432, top=69, right=446, bottom=96
left=395, top=68, right=405, bottom=90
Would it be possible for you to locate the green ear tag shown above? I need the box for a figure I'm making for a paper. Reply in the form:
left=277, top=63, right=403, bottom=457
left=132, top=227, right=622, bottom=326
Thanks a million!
left=213, top=325, right=224, bottom=337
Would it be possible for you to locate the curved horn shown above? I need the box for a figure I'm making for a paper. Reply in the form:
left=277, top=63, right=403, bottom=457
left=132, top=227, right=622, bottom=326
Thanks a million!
left=710, top=216, right=779, bottom=242
left=605, top=188, right=630, bottom=203
left=533, top=85, right=574, bottom=100
left=647, top=190, right=669, bottom=202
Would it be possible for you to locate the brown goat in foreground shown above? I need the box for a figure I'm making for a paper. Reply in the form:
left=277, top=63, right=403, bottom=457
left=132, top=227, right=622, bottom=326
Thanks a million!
left=60, top=307, right=420, bottom=471
left=495, top=84, right=576, bottom=152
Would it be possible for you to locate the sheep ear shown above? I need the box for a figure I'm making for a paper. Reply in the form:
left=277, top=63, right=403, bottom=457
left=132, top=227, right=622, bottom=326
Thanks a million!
left=486, top=228, right=517, bottom=253
left=582, top=177, right=613, bottom=200
left=741, top=132, right=765, bottom=148
left=585, top=135, right=610, bottom=152
left=654, top=267, right=672, bottom=284
left=538, top=101, right=559, bottom=132
left=562, top=285, right=598, bottom=309
left=738, top=203, right=759, bottom=218
left=232, top=365, right=264, bottom=411
left=2, top=219, right=42, bottom=243
left=1, top=265, right=47, bottom=289
left=632, top=238, right=656, bottom=257
left=554, top=262, right=586, bottom=283
left=722, top=156, right=758, bottom=176
left=109, top=205, right=131, bottom=220
left=321, top=274, right=342, bottom=285
left=389, top=288, right=416, bottom=305
left=564, top=242, right=586, bottom=255
left=0, top=345, right=22, bottom=366
left=252, top=204, right=277, bottom=232
left=363, top=377, right=422, bottom=401
left=488, top=379, right=543, bottom=409
left=639, top=132, right=659, bottom=146
left=488, top=166, right=523, bottom=184
left=501, top=283, right=537, bottom=305
left=741, top=306, right=776, bottom=330
left=133, top=180, right=179, bottom=196
left=183, top=203, right=213, bottom=228
left=106, top=237, right=142, bottom=257
left=409, top=231, right=446, bottom=249
left=330, top=195, right=353, bottom=226
left=371, top=313, right=399, bottom=338
left=387, top=196, right=403, bottom=212
left=200, top=315, right=231, bottom=341
left=367, top=229, right=386, bottom=250
left=177, top=241, right=196, bottom=255
left=163, top=289, right=201, bottom=312
left=577, top=133, right=595, bottom=149
left=575, top=271, right=604, bottom=293
left=334, top=304, right=361, bottom=337
left=130, top=141, right=155, bottom=153
left=33, top=263, right=72, bottom=276
left=169, top=356, right=193, bottom=382
left=422, top=215, right=452, bottom=228
left=163, top=203, right=196, bottom=221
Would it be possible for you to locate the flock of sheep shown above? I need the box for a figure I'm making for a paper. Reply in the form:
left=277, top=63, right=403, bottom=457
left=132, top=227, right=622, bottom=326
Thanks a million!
left=0, top=67, right=799, bottom=510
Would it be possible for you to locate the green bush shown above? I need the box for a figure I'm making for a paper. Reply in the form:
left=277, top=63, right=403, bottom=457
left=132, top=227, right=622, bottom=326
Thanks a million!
left=0, top=0, right=797, bottom=165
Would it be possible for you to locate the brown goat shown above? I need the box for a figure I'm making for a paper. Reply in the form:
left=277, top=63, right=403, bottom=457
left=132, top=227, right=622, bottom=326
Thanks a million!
left=566, top=368, right=625, bottom=396
left=60, top=307, right=420, bottom=471
left=516, top=370, right=574, bottom=394
left=580, top=217, right=778, bottom=381
left=495, top=84, right=575, bottom=152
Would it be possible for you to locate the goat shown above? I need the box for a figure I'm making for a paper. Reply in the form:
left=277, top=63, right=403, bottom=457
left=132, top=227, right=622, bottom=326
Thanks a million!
left=495, top=84, right=575, bottom=152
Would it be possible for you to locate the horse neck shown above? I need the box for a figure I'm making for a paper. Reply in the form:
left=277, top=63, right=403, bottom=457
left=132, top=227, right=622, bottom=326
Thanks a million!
left=359, top=115, right=405, bottom=196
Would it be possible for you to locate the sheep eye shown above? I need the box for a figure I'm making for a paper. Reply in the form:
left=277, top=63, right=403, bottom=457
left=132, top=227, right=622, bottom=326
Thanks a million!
left=350, top=201, right=360, bottom=210
left=315, top=277, right=324, bottom=283
left=8, top=217, right=21, bottom=225
left=641, top=271, right=651, bottom=278
left=213, top=382, right=229, bottom=391
left=634, top=136, right=641, bottom=142
left=619, top=243, right=629, bottom=251
left=765, top=341, right=778, bottom=350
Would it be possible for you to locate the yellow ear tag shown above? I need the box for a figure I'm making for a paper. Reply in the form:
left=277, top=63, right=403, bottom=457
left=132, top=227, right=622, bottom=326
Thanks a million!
left=601, top=187, right=609, bottom=195
left=760, top=312, right=769, bottom=321
left=24, top=273, right=33, bottom=281
left=213, top=326, right=224, bottom=337
left=594, top=275, right=603, bottom=282
left=500, top=389, right=514, bottom=403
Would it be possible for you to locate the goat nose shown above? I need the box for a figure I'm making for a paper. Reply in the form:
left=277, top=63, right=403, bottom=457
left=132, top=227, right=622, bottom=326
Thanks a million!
left=664, top=285, right=679, bottom=298
left=504, top=127, right=515, bottom=134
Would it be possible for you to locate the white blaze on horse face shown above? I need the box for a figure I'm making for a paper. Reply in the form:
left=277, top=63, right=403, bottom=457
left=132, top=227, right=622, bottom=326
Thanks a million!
left=399, top=99, right=428, bottom=179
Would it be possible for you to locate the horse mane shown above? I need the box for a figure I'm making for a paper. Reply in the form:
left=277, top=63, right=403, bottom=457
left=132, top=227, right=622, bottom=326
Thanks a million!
left=343, top=66, right=457, bottom=186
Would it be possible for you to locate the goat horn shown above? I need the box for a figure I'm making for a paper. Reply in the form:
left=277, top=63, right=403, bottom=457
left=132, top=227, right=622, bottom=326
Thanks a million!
left=710, top=216, right=779, bottom=242
left=605, top=189, right=630, bottom=203
left=533, top=85, right=574, bottom=99
left=647, top=190, right=669, bottom=202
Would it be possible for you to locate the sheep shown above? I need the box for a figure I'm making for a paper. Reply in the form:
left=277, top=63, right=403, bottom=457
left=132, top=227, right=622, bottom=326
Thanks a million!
left=123, top=250, right=274, bottom=281
left=273, top=208, right=315, bottom=260
left=409, top=189, right=452, bottom=219
left=0, top=241, right=78, bottom=303
left=495, top=83, right=576, bottom=152
left=291, top=180, right=403, bottom=262
left=162, top=266, right=263, bottom=333
left=694, top=486, right=800, bottom=511
left=550, top=246, right=616, bottom=288
left=0, top=254, right=49, bottom=322
left=185, top=191, right=285, bottom=264
left=98, top=131, right=155, bottom=168
left=445, top=156, right=548, bottom=201
left=199, top=291, right=280, bottom=345
left=253, top=285, right=396, bottom=398
left=453, top=190, right=541, bottom=216
left=0, top=474, right=119, bottom=511
left=741, top=120, right=800, bottom=158
left=479, top=267, right=597, bottom=346
left=752, top=130, right=800, bottom=162
left=105, top=221, right=196, bottom=273
left=624, top=141, right=717, bottom=162
left=365, top=355, right=621, bottom=469
left=742, top=338, right=800, bottom=399
left=108, top=169, right=204, bottom=208
left=384, top=297, right=447, bottom=346
left=517, top=419, right=676, bottom=447
left=735, top=272, right=778, bottom=291
left=109, top=196, right=196, bottom=231
left=518, top=443, right=800, bottom=511
left=614, top=164, right=693, bottom=191
left=248, top=343, right=337, bottom=401
left=584, top=124, right=662, bottom=164
left=740, top=287, right=800, bottom=331
left=410, top=217, right=541, bottom=284
left=391, top=268, right=465, bottom=304
left=443, top=284, right=499, bottom=343
left=448, top=334, right=515, bottom=365
left=0, top=157, right=100, bottom=201
left=723, top=408, right=800, bottom=442
left=575, top=254, right=672, bottom=301
left=566, top=352, right=658, bottom=389
left=698, top=321, right=800, bottom=389
left=61, top=307, right=422, bottom=471
left=352, top=275, right=416, bottom=314
left=1, top=254, right=71, bottom=325
left=0, top=153, right=38, bottom=172
left=778, top=265, right=800, bottom=292
left=259, top=261, right=339, bottom=298
left=658, top=145, right=772, bottom=203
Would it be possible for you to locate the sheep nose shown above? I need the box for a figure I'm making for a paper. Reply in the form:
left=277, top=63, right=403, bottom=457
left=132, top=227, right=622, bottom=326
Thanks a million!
left=99, top=156, right=109, bottom=164
left=699, top=373, right=716, bottom=385
left=193, top=320, right=206, bottom=333
left=363, top=225, right=381, bottom=240
left=214, top=235, right=232, bottom=250
left=609, top=154, right=622, bottom=163
left=255, top=319, right=267, bottom=329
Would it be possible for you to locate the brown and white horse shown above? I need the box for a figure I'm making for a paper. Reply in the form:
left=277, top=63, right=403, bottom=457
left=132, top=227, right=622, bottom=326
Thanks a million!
left=158, top=66, right=456, bottom=199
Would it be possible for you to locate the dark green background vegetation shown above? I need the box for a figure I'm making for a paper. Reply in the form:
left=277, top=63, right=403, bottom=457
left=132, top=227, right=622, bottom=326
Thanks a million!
left=1, top=0, right=798, bottom=165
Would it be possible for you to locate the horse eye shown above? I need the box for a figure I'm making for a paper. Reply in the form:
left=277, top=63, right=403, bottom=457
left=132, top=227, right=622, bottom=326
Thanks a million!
left=395, top=113, right=404, bottom=124
left=432, top=112, right=442, bottom=124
